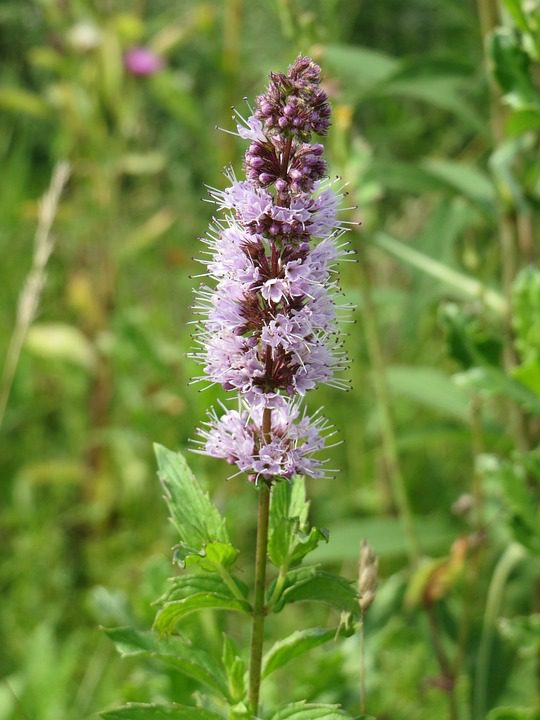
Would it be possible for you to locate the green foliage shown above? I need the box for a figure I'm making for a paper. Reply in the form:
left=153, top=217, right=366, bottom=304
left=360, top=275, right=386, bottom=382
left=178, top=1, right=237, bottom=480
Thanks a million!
left=103, top=626, right=231, bottom=699
left=272, top=567, right=359, bottom=616
left=222, top=634, right=247, bottom=704
left=2, top=1, right=540, bottom=719
left=262, top=627, right=350, bottom=679
left=268, top=476, right=328, bottom=568
left=268, top=702, right=358, bottom=719
left=154, top=593, right=250, bottom=634
left=155, top=444, right=234, bottom=568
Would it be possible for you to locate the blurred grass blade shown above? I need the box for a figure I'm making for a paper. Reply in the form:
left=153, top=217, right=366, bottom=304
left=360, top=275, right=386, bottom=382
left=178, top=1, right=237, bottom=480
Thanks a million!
left=0, top=87, right=49, bottom=117
left=386, top=365, right=471, bottom=422
left=324, top=44, right=399, bottom=92
left=101, top=704, right=225, bottom=719
left=420, top=158, right=496, bottom=209
left=25, top=322, right=97, bottom=371
left=371, top=232, right=507, bottom=314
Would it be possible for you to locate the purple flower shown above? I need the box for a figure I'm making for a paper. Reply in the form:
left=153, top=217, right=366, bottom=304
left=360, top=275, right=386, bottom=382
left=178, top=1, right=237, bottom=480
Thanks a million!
left=190, top=56, right=356, bottom=483
left=124, top=47, right=162, bottom=76
left=192, top=401, right=335, bottom=481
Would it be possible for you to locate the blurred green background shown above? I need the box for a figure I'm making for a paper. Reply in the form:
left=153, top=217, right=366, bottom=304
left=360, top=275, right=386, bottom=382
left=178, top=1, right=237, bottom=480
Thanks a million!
left=2, top=1, right=540, bottom=719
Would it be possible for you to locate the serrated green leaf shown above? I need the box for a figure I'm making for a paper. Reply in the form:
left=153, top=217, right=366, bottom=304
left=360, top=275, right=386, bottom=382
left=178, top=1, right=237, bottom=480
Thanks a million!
left=184, top=541, right=239, bottom=571
left=154, top=445, right=230, bottom=565
left=156, top=573, right=248, bottom=604
left=269, top=480, right=299, bottom=566
left=101, top=703, right=224, bottom=719
left=275, top=571, right=359, bottom=616
left=222, top=634, right=246, bottom=703
left=288, top=526, right=329, bottom=566
left=269, top=701, right=355, bottom=719
left=269, top=477, right=327, bottom=567
left=154, top=593, right=249, bottom=634
left=262, top=627, right=344, bottom=679
left=103, top=626, right=230, bottom=699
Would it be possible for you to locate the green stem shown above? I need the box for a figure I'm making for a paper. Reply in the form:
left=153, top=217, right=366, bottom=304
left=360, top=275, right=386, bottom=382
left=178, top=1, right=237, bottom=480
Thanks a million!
left=248, top=481, right=271, bottom=714
left=357, top=243, right=420, bottom=566
left=359, top=609, right=366, bottom=715
left=425, top=602, right=459, bottom=720
left=248, top=407, right=272, bottom=715
left=473, top=542, right=525, bottom=720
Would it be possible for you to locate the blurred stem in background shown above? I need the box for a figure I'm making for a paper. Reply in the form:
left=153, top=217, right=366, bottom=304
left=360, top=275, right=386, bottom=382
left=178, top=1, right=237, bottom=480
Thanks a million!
left=473, top=542, right=526, bottom=720
left=85, top=165, right=119, bottom=509
left=356, top=245, right=419, bottom=567
left=332, top=95, right=420, bottom=567
left=0, top=161, right=70, bottom=430
left=221, top=0, right=243, bottom=166
left=475, top=2, right=539, bottom=714
left=476, top=0, right=532, bottom=453
left=335, top=82, right=466, bottom=720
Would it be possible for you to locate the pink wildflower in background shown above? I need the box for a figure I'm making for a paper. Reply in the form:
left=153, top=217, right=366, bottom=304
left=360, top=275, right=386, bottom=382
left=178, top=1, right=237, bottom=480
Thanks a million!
left=124, top=47, right=162, bottom=76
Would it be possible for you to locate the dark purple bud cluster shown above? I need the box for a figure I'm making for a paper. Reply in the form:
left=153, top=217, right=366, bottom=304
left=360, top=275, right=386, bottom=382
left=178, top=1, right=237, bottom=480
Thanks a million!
left=245, top=138, right=325, bottom=195
left=255, top=56, right=331, bottom=141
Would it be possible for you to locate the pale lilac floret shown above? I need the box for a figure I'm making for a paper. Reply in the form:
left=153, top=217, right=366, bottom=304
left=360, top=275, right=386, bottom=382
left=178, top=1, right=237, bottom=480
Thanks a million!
left=193, top=401, right=334, bottom=480
left=310, top=187, right=341, bottom=236
left=236, top=115, right=267, bottom=142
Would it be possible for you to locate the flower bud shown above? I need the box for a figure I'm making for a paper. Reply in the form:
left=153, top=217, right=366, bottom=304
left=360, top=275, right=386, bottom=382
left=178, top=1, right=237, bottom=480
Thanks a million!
left=358, top=540, right=378, bottom=613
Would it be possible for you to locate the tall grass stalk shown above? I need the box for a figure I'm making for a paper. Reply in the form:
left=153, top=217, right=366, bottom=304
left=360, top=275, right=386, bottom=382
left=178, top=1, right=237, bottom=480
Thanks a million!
left=0, top=161, right=70, bottom=430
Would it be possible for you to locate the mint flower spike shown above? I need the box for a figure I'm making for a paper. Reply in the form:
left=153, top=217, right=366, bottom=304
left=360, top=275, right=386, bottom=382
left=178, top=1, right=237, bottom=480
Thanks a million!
left=190, top=55, right=356, bottom=485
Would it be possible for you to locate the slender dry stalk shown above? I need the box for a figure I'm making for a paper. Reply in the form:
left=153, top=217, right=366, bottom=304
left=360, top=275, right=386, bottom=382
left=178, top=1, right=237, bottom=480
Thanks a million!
left=0, top=161, right=70, bottom=429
